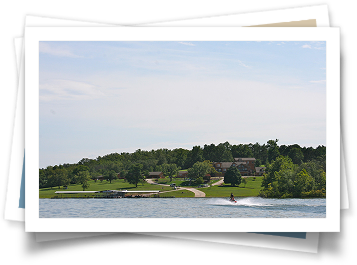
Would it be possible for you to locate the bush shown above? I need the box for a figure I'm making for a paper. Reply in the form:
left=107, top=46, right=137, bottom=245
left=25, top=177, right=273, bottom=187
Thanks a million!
left=280, top=192, right=293, bottom=198
left=301, top=189, right=326, bottom=198
left=194, top=177, right=204, bottom=185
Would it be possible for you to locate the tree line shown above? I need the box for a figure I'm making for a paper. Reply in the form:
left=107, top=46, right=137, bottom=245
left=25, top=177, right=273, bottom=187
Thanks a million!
left=259, top=154, right=326, bottom=198
left=39, top=139, right=326, bottom=190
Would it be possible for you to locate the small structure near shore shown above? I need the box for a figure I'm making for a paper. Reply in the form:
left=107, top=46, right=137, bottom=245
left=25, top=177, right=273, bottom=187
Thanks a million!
left=147, top=172, right=164, bottom=179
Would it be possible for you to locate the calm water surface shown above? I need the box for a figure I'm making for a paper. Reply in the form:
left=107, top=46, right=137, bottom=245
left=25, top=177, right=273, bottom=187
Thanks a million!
left=39, top=197, right=326, bottom=218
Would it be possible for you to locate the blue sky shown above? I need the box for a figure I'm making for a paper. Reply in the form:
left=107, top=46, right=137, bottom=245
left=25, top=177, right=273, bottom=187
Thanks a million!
left=39, top=41, right=326, bottom=168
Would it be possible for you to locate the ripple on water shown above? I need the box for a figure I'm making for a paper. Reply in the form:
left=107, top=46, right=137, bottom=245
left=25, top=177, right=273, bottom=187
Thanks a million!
left=39, top=197, right=326, bottom=218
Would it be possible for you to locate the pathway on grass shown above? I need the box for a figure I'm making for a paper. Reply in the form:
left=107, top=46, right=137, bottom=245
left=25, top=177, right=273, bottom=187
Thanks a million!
left=145, top=179, right=205, bottom=197
left=211, top=177, right=224, bottom=186
left=182, top=187, right=206, bottom=197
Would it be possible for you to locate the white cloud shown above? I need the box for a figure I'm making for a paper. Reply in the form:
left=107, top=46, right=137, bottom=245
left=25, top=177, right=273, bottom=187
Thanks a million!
left=237, top=60, right=251, bottom=68
left=40, top=79, right=105, bottom=101
left=310, top=80, right=326, bottom=84
left=302, top=43, right=326, bottom=51
left=39, top=42, right=80, bottom=58
left=178, top=42, right=195, bottom=46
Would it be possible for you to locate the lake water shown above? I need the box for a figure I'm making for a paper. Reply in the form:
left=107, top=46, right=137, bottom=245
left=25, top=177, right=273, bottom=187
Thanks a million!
left=39, top=197, right=326, bottom=218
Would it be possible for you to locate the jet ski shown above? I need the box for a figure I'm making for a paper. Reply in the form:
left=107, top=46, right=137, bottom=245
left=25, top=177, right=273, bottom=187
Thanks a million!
left=229, top=198, right=237, bottom=203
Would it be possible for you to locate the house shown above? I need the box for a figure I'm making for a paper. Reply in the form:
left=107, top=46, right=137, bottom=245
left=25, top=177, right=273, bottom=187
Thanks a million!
left=255, top=167, right=266, bottom=176
left=213, top=162, right=235, bottom=174
left=117, top=172, right=125, bottom=179
left=213, top=158, right=257, bottom=176
left=96, top=175, right=105, bottom=181
left=147, top=172, right=164, bottom=179
left=177, top=170, right=188, bottom=178
left=234, top=158, right=256, bottom=173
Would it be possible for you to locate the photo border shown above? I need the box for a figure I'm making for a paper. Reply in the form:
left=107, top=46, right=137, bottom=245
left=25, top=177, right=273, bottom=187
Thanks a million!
left=25, top=27, right=340, bottom=232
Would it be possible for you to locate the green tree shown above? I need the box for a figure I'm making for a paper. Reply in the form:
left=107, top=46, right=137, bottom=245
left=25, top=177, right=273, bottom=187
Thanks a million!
left=187, top=161, right=210, bottom=181
left=292, top=169, right=314, bottom=197
left=231, top=144, right=253, bottom=159
left=215, top=142, right=233, bottom=162
left=76, top=170, right=91, bottom=191
left=262, top=155, right=296, bottom=189
left=186, top=146, right=204, bottom=168
left=274, top=168, right=296, bottom=197
left=241, top=177, right=248, bottom=188
left=162, top=163, right=180, bottom=182
left=172, top=148, right=189, bottom=168
left=104, top=170, right=117, bottom=184
left=205, top=160, right=218, bottom=182
left=203, top=144, right=216, bottom=162
left=70, top=165, right=89, bottom=184
left=288, top=147, right=304, bottom=165
left=267, top=139, right=280, bottom=163
left=126, top=163, right=144, bottom=187
left=262, top=159, right=317, bottom=198
left=316, top=170, right=326, bottom=190
left=224, top=166, right=242, bottom=186
left=51, top=168, right=69, bottom=189
left=143, top=170, right=150, bottom=178
left=39, top=170, right=48, bottom=188
left=195, top=177, right=204, bottom=185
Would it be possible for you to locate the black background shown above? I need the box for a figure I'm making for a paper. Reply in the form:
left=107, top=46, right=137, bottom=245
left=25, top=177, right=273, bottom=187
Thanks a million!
left=0, top=1, right=356, bottom=258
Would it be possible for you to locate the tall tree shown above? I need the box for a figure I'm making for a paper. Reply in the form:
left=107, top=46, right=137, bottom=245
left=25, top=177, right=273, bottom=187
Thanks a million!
left=52, top=168, right=69, bottom=189
left=262, top=155, right=296, bottom=189
left=292, top=169, right=314, bottom=197
left=186, top=146, right=204, bottom=168
left=231, top=144, right=253, bottom=158
left=215, top=142, right=234, bottom=162
left=70, top=165, right=90, bottom=184
left=203, top=144, right=216, bottom=161
left=267, top=139, right=280, bottom=163
left=76, top=170, right=91, bottom=191
left=288, top=147, right=304, bottom=165
left=224, top=166, right=242, bottom=186
left=187, top=161, right=210, bottom=181
left=162, top=163, right=180, bottom=182
left=126, top=163, right=144, bottom=187
left=104, top=170, right=117, bottom=184
left=172, top=148, right=189, bottom=168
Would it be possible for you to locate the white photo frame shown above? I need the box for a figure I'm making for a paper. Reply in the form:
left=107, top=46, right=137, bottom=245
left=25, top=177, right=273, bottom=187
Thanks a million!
left=25, top=27, right=340, bottom=232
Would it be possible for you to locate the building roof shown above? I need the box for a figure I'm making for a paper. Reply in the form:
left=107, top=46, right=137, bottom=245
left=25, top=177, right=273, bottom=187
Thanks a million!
left=219, top=162, right=234, bottom=168
left=149, top=172, right=163, bottom=175
left=234, top=162, right=247, bottom=165
left=215, top=162, right=249, bottom=167
left=234, top=158, right=256, bottom=161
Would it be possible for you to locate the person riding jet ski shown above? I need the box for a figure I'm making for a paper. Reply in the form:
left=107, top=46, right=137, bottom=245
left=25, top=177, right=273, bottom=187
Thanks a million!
left=230, top=193, right=235, bottom=202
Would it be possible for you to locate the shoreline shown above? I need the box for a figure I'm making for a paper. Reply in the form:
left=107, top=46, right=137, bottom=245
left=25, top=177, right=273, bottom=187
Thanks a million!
left=39, top=176, right=325, bottom=199
left=39, top=196, right=326, bottom=199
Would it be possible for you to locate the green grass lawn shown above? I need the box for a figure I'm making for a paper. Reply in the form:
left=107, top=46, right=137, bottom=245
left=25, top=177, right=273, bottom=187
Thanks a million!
left=39, top=179, right=172, bottom=198
left=197, top=177, right=263, bottom=197
left=40, top=177, right=263, bottom=198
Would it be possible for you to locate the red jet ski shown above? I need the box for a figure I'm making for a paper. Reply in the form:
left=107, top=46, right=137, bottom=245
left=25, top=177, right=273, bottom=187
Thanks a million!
left=229, top=198, right=237, bottom=203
